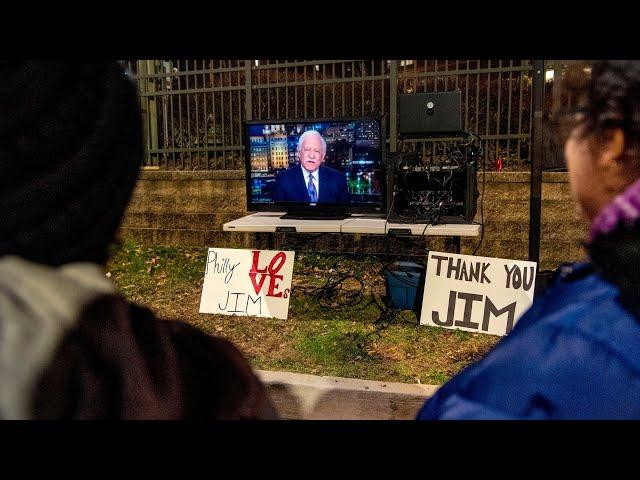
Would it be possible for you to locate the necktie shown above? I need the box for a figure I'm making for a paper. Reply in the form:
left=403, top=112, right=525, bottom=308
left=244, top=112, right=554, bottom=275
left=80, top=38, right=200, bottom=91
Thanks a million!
left=307, top=175, right=317, bottom=202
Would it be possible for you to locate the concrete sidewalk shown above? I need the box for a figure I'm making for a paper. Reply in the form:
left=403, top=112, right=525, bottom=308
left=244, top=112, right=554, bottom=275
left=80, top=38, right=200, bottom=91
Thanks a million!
left=256, top=370, right=440, bottom=420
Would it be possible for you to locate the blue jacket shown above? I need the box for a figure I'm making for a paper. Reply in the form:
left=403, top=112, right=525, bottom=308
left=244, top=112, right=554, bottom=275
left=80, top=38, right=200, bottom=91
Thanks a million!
left=272, top=165, right=349, bottom=204
left=417, top=262, right=640, bottom=419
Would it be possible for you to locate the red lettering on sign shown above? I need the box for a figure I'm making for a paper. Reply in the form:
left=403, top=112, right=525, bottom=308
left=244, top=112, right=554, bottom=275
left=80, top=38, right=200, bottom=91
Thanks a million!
left=249, top=251, right=288, bottom=297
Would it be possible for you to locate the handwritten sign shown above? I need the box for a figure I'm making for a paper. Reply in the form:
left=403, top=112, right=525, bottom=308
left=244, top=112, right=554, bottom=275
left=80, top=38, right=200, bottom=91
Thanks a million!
left=199, top=248, right=295, bottom=319
left=420, top=251, right=537, bottom=336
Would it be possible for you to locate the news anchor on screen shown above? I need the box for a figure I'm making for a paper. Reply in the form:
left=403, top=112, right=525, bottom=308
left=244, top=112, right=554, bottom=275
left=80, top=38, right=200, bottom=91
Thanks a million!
left=273, top=130, right=349, bottom=204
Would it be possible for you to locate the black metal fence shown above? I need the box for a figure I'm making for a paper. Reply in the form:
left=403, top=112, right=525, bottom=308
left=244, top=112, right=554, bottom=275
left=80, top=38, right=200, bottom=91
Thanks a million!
left=123, top=60, right=536, bottom=171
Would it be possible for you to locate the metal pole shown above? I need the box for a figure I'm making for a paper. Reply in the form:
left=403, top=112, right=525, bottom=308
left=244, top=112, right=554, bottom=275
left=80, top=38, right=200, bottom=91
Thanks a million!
left=528, top=60, right=545, bottom=265
left=389, top=60, right=398, bottom=153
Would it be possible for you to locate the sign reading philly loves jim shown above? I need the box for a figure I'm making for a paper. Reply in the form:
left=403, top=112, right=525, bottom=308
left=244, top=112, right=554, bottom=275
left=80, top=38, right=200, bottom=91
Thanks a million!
left=420, top=251, right=537, bottom=336
left=199, top=248, right=295, bottom=320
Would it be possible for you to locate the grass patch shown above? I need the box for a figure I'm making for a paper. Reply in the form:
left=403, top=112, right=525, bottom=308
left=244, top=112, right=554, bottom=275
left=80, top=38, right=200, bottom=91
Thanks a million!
left=107, top=240, right=500, bottom=385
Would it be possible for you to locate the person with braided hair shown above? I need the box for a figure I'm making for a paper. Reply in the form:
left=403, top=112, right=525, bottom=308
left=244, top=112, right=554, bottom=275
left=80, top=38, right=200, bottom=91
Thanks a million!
left=417, top=60, right=640, bottom=419
left=0, top=61, right=277, bottom=419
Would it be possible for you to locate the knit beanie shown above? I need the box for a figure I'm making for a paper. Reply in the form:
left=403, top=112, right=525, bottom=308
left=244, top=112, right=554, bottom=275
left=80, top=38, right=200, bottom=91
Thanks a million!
left=0, top=61, right=143, bottom=266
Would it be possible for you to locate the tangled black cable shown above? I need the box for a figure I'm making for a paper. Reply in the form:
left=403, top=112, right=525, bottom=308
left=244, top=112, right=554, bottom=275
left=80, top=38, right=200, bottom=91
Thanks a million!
left=292, top=273, right=368, bottom=309
left=291, top=269, right=421, bottom=341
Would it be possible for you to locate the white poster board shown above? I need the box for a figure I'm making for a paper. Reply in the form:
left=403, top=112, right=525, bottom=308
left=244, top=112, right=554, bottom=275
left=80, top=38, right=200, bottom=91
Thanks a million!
left=199, top=248, right=295, bottom=319
left=420, top=251, right=537, bottom=336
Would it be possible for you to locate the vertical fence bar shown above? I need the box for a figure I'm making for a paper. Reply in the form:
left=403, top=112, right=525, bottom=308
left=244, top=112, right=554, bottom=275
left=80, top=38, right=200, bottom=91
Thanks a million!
left=350, top=61, right=355, bottom=116
left=285, top=61, right=290, bottom=118
left=258, top=63, right=263, bottom=119
left=194, top=61, right=201, bottom=169
left=236, top=61, right=242, bottom=170
left=322, top=63, right=326, bottom=116
left=177, top=61, right=184, bottom=169
left=276, top=61, right=281, bottom=118
left=228, top=64, right=234, bottom=167
left=313, top=61, right=317, bottom=118
left=465, top=60, right=470, bottom=132
left=132, top=58, right=533, bottom=171
left=361, top=60, right=365, bottom=116
left=332, top=63, right=336, bottom=117
left=434, top=60, right=438, bottom=92
left=496, top=60, right=502, bottom=162
left=266, top=61, right=271, bottom=119
left=485, top=59, right=491, bottom=163
left=220, top=64, right=226, bottom=169
left=370, top=60, right=374, bottom=115
left=454, top=60, right=459, bottom=91
left=200, top=60, right=208, bottom=169
left=444, top=59, right=449, bottom=90
left=529, top=60, right=545, bottom=265
left=137, top=60, right=150, bottom=167
left=507, top=60, right=513, bottom=160
left=381, top=60, right=385, bottom=115
left=341, top=63, right=345, bottom=117
left=475, top=60, right=480, bottom=135
left=517, top=61, right=525, bottom=163
left=169, top=62, right=176, bottom=168
left=294, top=63, right=298, bottom=118
left=389, top=60, right=398, bottom=153
left=211, top=62, right=218, bottom=169
left=304, top=64, right=308, bottom=118
left=527, top=61, right=534, bottom=162
left=148, top=60, right=159, bottom=167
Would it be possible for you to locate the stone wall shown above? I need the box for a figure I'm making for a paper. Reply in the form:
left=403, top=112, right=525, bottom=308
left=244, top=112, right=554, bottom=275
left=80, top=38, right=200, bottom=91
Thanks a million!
left=121, top=170, right=589, bottom=271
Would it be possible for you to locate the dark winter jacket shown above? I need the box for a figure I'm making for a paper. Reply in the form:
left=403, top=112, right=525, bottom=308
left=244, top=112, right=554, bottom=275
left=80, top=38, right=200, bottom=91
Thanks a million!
left=0, top=255, right=277, bottom=419
left=417, top=259, right=640, bottom=419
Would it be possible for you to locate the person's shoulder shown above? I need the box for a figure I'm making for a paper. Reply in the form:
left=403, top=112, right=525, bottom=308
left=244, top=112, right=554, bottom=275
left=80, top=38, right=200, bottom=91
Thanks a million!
left=509, top=270, right=640, bottom=374
left=418, top=269, right=640, bottom=419
left=548, top=266, right=627, bottom=324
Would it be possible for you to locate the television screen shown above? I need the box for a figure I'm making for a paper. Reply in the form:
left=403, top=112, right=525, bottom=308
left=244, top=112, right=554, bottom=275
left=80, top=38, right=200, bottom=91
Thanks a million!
left=245, top=117, right=385, bottom=214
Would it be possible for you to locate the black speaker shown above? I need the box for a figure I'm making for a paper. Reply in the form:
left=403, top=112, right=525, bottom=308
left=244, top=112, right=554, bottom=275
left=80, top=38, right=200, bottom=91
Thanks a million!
left=386, top=150, right=478, bottom=224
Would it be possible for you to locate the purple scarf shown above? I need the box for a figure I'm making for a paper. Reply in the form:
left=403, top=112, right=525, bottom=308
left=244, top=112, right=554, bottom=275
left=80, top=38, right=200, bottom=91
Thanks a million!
left=589, top=176, right=640, bottom=242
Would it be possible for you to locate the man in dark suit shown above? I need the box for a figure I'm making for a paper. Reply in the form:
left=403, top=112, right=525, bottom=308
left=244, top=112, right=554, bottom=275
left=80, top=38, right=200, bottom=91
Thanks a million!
left=273, top=130, right=350, bottom=204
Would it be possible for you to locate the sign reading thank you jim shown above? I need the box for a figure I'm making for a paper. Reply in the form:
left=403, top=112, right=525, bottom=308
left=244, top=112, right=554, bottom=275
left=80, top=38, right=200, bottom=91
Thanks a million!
left=420, top=251, right=537, bottom=336
left=199, top=248, right=295, bottom=319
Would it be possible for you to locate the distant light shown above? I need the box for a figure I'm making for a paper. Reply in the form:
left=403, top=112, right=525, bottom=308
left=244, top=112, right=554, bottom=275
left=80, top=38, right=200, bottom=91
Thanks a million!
left=254, top=60, right=259, bottom=66
left=583, top=67, right=592, bottom=74
left=315, top=65, right=320, bottom=71
left=545, top=70, right=554, bottom=83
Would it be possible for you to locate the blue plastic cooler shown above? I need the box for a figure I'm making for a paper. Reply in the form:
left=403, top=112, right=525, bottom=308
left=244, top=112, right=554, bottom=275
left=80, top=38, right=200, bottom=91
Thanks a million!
left=382, top=261, right=426, bottom=312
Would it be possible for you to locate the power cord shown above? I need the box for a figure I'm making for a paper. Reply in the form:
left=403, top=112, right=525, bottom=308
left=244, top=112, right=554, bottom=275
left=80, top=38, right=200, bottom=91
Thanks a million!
left=291, top=267, right=421, bottom=339
left=292, top=273, right=367, bottom=309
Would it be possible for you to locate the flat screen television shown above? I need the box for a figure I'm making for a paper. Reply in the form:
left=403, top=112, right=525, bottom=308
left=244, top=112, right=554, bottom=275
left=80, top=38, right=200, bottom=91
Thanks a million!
left=245, top=117, right=386, bottom=219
